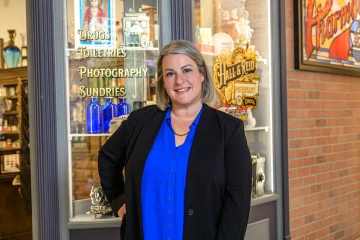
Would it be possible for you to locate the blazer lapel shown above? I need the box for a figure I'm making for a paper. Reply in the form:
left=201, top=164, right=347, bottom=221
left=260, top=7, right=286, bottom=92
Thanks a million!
left=131, top=108, right=166, bottom=192
left=185, top=105, right=215, bottom=198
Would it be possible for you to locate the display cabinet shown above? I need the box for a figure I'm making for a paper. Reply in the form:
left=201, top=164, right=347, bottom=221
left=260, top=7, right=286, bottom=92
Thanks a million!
left=0, top=67, right=32, bottom=239
left=193, top=0, right=281, bottom=239
left=64, top=0, right=160, bottom=232
left=62, top=0, right=282, bottom=239
left=0, top=67, right=28, bottom=175
left=194, top=0, right=276, bottom=200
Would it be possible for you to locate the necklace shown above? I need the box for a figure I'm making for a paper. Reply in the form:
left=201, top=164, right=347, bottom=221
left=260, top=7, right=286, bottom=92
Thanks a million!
left=172, top=129, right=189, bottom=136
left=171, top=111, right=193, bottom=137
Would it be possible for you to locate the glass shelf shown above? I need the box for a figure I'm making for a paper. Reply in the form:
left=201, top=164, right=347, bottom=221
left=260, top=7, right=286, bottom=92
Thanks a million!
left=245, top=126, right=269, bottom=132
left=123, top=47, right=159, bottom=51
left=66, top=46, right=159, bottom=53
left=202, top=52, right=268, bottom=64
left=68, top=133, right=112, bottom=140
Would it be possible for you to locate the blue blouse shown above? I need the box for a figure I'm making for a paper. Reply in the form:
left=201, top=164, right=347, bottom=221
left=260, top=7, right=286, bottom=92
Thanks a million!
left=141, top=107, right=202, bottom=240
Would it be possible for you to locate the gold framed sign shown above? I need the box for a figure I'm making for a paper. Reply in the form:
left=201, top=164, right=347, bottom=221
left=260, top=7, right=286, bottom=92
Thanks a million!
left=213, top=47, right=260, bottom=109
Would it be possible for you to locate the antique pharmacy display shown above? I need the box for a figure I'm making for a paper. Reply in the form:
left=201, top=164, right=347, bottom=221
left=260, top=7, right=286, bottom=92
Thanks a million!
left=208, top=0, right=273, bottom=199
left=66, top=1, right=159, bottom=220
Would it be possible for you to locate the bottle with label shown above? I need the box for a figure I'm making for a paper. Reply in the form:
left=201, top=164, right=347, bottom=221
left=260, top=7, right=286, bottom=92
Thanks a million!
left=3, top=117, right=8, bottom=132
left=86, top=97, right=103, bottom=133
left=117, top=97, right=131, bottom=116
left=102, top=97, right=117, bottom=133
left=10, top=116, right=18, bottom=131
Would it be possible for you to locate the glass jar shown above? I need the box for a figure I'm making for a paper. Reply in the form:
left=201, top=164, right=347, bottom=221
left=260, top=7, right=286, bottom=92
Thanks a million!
left=117, top=97, right=131, bottom=116
left=86, top=97, right=103, bottom=133
left=102, top=97, right=117, bottom=133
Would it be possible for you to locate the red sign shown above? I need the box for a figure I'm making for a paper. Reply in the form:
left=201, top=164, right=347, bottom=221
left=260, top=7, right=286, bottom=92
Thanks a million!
left=302, top=0, right=360, bottom=67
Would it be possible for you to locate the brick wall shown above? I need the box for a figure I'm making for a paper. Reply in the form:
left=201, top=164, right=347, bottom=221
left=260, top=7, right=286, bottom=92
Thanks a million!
left=285, top=0, right=360, bottom=239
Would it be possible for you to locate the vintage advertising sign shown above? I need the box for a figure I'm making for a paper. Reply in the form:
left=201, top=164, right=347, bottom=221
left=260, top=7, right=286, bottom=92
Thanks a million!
left=295, top=0, right=360, bottom=76
left=213, top=47, right=260, bottom=109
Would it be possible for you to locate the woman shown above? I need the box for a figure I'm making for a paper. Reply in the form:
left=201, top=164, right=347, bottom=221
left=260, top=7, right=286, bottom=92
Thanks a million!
left=98, top=40, right=252, bottom=240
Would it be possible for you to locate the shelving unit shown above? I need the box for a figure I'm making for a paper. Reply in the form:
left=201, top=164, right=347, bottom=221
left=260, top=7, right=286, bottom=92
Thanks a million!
left=0, top=68, right=27, bottom=175
left=0, top=67, right=32, bottom=239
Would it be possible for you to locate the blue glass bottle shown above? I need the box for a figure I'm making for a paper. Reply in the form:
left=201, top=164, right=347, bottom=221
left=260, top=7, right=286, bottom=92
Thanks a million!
left=2, top=30, right=20, bottom=68
left=102, top=97, right=117, bottom=133
left=86, top=97, right=103, bottom=133
left=117, top=97, right=131, bottom=116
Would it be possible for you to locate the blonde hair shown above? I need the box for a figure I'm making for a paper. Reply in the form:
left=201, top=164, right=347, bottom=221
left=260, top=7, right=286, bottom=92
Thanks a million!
left=156, top=40, right=215, bottom=110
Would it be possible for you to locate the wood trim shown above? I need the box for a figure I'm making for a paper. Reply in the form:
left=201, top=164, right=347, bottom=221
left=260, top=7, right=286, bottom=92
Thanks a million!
left=0, top=67, right=28, bottom=80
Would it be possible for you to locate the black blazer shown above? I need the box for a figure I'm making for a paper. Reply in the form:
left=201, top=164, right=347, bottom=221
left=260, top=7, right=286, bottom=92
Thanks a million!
left=98, top=104, right=252, bottom=240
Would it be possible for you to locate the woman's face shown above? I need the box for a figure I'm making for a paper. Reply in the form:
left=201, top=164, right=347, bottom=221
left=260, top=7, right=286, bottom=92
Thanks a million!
left=162, top=54, right=204, bottom=109
left=90, top=0, right=99, bottom=7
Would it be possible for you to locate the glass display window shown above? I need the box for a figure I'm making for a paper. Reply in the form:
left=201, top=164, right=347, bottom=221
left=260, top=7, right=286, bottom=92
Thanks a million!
left=65, top=0, right=160, bottom=221
left=193, top=0, right=275, bottom=201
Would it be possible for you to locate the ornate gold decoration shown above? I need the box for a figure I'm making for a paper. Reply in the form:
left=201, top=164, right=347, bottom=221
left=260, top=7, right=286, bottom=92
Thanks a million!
left=213, top=46, right=259, bottom=109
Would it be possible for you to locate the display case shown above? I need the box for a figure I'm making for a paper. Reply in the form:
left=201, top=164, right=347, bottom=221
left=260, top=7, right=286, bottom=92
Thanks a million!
left=194, top=0, right=275, bottom=201
left=62, top=0, right=282, bottom=239
left=65, top=0, right=160, bottom=226
left=193, top=0, right=281, bottom=239
left=0, top=67, right=28, bottom=175
left=0, top=67, right=32, bottom=239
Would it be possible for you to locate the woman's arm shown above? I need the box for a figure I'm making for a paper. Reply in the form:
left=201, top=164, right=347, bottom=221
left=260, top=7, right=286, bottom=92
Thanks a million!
left=98, top=120, right=128, bottom=216
left=218, top=121, right=252, bottom=240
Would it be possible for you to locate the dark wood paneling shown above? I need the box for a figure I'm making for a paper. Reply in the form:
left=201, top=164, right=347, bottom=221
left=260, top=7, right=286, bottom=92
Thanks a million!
left=0, top=174, right=32, bottom=239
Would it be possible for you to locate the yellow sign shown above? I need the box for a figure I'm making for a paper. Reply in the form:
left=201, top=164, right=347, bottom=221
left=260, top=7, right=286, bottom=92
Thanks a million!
left=213, top=47, right=259, bottom=109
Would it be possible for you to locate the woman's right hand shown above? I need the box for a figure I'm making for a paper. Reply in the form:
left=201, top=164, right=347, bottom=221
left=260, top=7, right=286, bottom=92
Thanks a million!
left=117, top=204, right=126, bottom=218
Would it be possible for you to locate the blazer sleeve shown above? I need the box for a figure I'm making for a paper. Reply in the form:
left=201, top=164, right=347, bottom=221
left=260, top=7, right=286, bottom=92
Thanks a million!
left=218, top=121, right=252, bottom=240
left=98, top=119, right=128, bottom=216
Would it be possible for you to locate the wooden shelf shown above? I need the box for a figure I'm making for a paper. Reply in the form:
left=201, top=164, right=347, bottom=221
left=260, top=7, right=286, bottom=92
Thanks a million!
left=0, top=172, right=18, bottom=179
left=69, top=133, right=111, bottom=140
left=0, top=95, right=18, bottom=99
left=0, top=147, right=21, bottom=151
left=0, top=131, right=20, bottom=134
left=2, top=111, right=18, bottom=115
left=0, top=67, right=31, bottom=239
left=0, top=67, right=27, bottom=81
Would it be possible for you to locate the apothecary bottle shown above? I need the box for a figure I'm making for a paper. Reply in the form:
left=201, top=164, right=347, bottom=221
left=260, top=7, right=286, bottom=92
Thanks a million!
left=117, top=97, right=131, bottom=116
left=86, top=97, right=103, bottom=133
left=102, top=97, right=117, bottom=133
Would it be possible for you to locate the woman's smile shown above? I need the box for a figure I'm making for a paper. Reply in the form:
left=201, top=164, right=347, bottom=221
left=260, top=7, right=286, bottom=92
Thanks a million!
left=175, top=87, right=191, bottom=93
left=162, top=54, right=204, bottom=108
